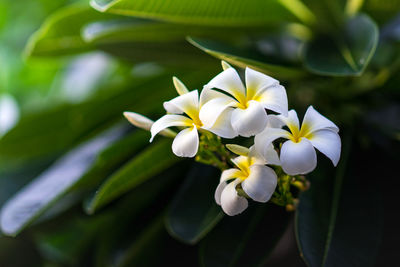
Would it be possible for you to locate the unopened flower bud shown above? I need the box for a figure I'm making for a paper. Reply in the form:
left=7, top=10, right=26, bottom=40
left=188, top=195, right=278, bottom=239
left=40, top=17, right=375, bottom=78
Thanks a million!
left=123, top=112, right=176, bottom=138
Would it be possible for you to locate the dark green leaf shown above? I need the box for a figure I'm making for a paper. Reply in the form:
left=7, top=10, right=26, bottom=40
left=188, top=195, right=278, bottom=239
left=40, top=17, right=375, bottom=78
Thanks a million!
left=34, top=214, right=111, bottom=265
left=0, top=73, right=179, bottom=168
left=91, top=0, right=296, bottom=26
left=295, top=133, right=383, bottom=267
left=200, top=203, right=290, bottom=267
left=166, top=163, right=223, bottom=244
left=304, top=14, right=378, bottom=76
left=0, top=125, right=124, bottom=236
left=94, top=166, right=185, bottom=267
left=85, top=139, right=180, bottom=213
left=188, top=37, right=306, bottom=79
left=114, top=216, right=167, bottom=267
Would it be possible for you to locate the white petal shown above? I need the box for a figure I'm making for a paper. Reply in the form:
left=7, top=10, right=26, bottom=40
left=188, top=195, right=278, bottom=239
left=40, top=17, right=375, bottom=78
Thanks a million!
left=163, top=90, right=199, bottom=119
left=220, top=179, right=248, bottom=216
left=231, top=100, right=268, bottom=137
left=245, top=67, right=279, bottom=100
left=199, top=96, right=236, bottom=128
left=199, top=87, right=234, bottom=108
left=254, top=127, right=290, bottom=159
left=231, top=155, right=250, bottom=172
left=262, top=144, right=280, bottom=165
left=220, top=168, right=243, bottom=183
left=215, top=168, right=242, bottom=205
left=172, top=126, right=199, bottom=157
left=172, top=76, right=189, bottom=95
left=255, top=84, right=288, bottom=116
left=204, top=108, right=237, bottom=138
left=266, top=115, right=286, bottom=128
left=150, top=114, right=192, bottom=142
left=280, top=139, right=317, bottom=175
left=215, top=182, right=227, bottom=206
left=242, top=165, right=277, bottom=202
left=308, top=130, right=341, bottom=166
left=248, top=145, right=266, bottom=165
left=302, top=106, right=339, bottom=134
left=278, top=109, right=300, bottom=131
left=205, top=68, right=246, bottom=103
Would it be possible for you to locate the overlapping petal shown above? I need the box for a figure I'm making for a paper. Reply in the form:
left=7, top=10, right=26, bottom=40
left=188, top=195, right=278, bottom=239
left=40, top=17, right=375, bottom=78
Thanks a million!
left=245, top=67, right=279, bottom=100
left=204, top=108, right=237, bottom=138
left=231, top=100, right=268, bottom=137
left=254, top=127, right=290, bottom=158
left=277, top=109, right=300, bottom=132
left=215, top=168, right=242, bottom=205
left=205, top=67, right=246, bottom=103
left=150, top=114, right=193, bottom=142
left=241, top=165, right=277, bottom=202
left=163, top=90, right=199, bottom=118
left=280, top=138, right=317, bottom=175
left=199, top=96, right=235, bottom=128
left=220, top=179, right=248, bottom=216
left=255, top=84, right=288, bottom=116
left=171, top=126, right=199, bottom=157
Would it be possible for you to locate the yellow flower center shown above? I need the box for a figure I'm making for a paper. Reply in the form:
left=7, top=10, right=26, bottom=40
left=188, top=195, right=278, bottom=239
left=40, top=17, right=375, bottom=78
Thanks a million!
left=287, top=122, right=313, bottom=143
left=233, top=156, right=256, bottom=180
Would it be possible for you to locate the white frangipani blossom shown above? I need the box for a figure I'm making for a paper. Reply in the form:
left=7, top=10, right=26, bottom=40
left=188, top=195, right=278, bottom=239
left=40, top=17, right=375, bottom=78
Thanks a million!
left=150, top=78, right=237, bottom=158
left=200, top=66, right=288, bottom=137
left=215, top=145, right=279, bottom=216
left=255, top=106, right=341, bottom=175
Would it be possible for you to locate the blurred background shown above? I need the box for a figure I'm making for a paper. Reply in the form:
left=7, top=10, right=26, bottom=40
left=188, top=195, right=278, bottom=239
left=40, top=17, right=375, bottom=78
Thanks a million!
left=0, top=0, right=399, bottom=266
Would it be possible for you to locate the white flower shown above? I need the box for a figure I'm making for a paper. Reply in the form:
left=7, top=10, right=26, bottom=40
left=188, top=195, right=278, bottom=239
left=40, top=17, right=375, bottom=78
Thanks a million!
left=199, top=65, right=288, bottom=137
left=215, top=146, right=279, bottom=216
left=255, top=106, right=341, bottom=175
left=150, top=78, right=237, bottom=158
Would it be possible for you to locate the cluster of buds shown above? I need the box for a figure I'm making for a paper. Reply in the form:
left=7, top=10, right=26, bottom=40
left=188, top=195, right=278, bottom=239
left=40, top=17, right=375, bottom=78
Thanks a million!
left=124, top=62, right=341, bottom=216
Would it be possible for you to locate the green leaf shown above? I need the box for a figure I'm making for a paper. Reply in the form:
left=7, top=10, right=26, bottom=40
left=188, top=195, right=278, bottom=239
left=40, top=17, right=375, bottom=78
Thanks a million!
left=0, top=73, right=178, bottom=168
left=94, top=167, right=184, bottom=267
left=85, top=139, right=180, bottom=213
left=96, top=41, right=216, bottom=67
left=295, top=133, right=383, bottom=267
left=188, top=37, right=306, bottom=79
left=166, top=163, right=223, bottom=244
left=91, top=0, right=296, bottom=26
left=73, top=130, right=150, bottom=189
left=114, top=216, right=167, bottom=267
left=304, top=14, right=378, bottom=76
left=34, top=214, right=111, bottom=265
left=25, top=4, right=117, bottom=57
left=82, top=20, right=268, bottom=44
left=200, top=203, right=290, bottom=267
left=0, top=125, right=125, bottom=236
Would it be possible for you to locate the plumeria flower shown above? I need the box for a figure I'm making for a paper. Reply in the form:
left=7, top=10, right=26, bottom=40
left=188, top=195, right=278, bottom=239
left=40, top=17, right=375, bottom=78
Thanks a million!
left=215, top=145, right=279, bottom=216
left=150, top=77, right=237, bottom=158
left=255, top=106, right=341, bottom=175
left=199, top=64, right=288, bottom=137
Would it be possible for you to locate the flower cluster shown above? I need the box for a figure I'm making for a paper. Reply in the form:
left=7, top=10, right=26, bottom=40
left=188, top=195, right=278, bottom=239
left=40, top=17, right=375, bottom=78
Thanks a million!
left=124, top=62, right=341, bottom=216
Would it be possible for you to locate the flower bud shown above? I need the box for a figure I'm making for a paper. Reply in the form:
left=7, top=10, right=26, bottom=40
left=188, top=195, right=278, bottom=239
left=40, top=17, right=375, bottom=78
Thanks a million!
left=123, top=112, right=176, bottom=138
left=172, top=76, right=189, bottom=95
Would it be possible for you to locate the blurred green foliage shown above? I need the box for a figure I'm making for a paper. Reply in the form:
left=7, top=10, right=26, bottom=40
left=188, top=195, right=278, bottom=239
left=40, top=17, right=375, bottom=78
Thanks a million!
left=0, top=0, right=399, bottom=266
